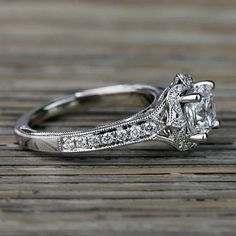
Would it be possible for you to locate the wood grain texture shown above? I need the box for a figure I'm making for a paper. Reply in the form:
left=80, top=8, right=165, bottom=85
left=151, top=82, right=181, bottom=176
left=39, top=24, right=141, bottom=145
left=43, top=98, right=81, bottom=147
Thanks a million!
left=0, top=0, right=236, bottom=235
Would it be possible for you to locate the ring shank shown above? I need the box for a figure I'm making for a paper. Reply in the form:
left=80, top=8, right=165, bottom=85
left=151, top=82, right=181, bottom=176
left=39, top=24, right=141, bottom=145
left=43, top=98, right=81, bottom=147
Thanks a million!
left=15, top=84, right=163, bottom=153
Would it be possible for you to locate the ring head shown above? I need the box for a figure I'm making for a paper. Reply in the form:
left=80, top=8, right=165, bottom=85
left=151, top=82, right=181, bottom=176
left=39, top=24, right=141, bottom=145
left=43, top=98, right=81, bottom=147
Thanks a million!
left=161, top=74, right=219, bottom=151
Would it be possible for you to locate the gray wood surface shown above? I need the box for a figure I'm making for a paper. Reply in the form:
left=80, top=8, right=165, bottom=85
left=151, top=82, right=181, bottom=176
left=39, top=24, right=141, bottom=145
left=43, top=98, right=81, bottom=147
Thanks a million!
left=0, top=0, right=236, bottom=235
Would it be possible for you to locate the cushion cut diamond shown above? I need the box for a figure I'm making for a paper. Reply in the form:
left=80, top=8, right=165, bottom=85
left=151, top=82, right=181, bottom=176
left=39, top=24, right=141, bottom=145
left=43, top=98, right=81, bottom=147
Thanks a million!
left=185, top=83, right=216, bottom=135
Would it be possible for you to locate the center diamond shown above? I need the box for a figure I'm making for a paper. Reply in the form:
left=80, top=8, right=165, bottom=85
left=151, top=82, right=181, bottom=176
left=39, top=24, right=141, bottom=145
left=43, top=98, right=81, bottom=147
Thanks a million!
left=185, top=83, right=217, bottom=135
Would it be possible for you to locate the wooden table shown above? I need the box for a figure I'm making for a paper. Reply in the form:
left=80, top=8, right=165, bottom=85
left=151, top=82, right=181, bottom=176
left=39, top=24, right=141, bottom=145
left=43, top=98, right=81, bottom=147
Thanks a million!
left=0, top=1, right=236, bottom=235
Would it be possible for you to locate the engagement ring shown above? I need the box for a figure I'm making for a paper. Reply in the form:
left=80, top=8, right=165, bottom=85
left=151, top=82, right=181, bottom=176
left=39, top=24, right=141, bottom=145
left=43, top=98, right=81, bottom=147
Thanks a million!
left=15, top=73, right=219, bottom=153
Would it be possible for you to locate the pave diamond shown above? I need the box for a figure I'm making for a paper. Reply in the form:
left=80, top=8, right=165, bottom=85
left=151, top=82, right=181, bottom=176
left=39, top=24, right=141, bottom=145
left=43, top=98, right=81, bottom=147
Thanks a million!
left=116, top=129, right=127, bottom=142
left=142, top=122, right=157, bottom=136
left=185, top=83, right=216, bottom=135
left=76, top=136, right=87, bottom=148
left=64, top=137, right=76, bottom=149
left=87, top=135, right=100, bottom=147
left=61, top=137, right=77, bottom=150
left=129, top=125, right=142, bottom=140
left=101, top=132, right=114, bottom=145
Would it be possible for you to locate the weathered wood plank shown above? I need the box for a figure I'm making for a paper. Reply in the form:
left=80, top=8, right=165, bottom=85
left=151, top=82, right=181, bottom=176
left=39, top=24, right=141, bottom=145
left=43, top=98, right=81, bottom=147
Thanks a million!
left=0, top=0, right=236, bottom=235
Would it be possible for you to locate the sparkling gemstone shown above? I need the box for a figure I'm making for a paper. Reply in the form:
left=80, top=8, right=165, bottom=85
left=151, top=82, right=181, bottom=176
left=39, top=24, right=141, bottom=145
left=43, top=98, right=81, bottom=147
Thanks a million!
left=129, top=125, right=142, bottom=140
left=101, top=132, right=114, bottom=145
left=143, top=122, right=157, bottom=136
left=87, top=135, right=100, bottom=147
left=62, top=137, right=77, bottom=150
left=76, top=136, right=87, bottom=148
left=116, top=129, right=127, bottom=142
left=185, top=83, right=216, bottom=135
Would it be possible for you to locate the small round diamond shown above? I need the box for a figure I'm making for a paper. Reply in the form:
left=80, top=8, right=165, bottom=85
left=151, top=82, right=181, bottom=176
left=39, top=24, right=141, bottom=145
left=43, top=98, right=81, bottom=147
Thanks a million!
left=101, top=132, right=114, bottom=145
left=87, top=135, right=101, bottom=147
left=116, top=129, right=127, bottom=142
left=62, top=137, right=77, bottom=150
left=143, top=122, right=157, bottom=136
left=76, top=136, right=87, bottom=148
left=129, top=125, right=143, bottom=140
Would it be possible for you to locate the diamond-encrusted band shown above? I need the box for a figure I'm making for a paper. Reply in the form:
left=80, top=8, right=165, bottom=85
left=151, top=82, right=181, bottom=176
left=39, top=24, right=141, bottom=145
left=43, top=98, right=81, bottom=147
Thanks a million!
left=15, top=84, right=163, bottom=153
left=15, top=74, right=219, bottom=153
left=58, top=120, right=161, bottom=152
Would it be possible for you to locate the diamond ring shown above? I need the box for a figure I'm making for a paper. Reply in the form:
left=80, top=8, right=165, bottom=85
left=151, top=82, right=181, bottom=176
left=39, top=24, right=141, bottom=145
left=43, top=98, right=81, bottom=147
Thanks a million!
left=15, top=73, right=219, bottom=153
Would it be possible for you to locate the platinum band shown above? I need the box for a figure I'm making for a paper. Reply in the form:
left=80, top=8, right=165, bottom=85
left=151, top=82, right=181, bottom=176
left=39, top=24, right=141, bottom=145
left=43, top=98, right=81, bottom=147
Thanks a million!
left=15, top=84, right=163, bottom=153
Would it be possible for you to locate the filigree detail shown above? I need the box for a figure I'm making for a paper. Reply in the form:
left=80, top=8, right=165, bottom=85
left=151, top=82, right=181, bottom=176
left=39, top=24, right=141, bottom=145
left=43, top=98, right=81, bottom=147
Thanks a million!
left=151, top=73, right=196, bottom=150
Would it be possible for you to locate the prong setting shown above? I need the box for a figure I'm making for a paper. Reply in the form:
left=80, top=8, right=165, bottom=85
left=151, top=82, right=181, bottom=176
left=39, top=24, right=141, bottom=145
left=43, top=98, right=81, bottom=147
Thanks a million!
left=190, top=133, right=208, bottom=143
left=163, top=74, right=218, bottom=150
left=196, top=80, right=215, bottom=90
left=213, top=120, right=220, bottom=129
left=180, top=94, right=202, bottom=103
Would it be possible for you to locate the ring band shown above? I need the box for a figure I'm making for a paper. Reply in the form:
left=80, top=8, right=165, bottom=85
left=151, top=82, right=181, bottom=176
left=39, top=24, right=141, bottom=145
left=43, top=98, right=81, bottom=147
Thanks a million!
left=15, top=84, right=163, bottom=153
left=15, top=73, right=219, bottom=153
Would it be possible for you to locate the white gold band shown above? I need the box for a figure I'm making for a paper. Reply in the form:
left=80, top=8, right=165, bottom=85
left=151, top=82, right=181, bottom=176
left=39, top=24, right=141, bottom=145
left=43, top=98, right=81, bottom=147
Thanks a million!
left=15, top=84, right=163, bottom=153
